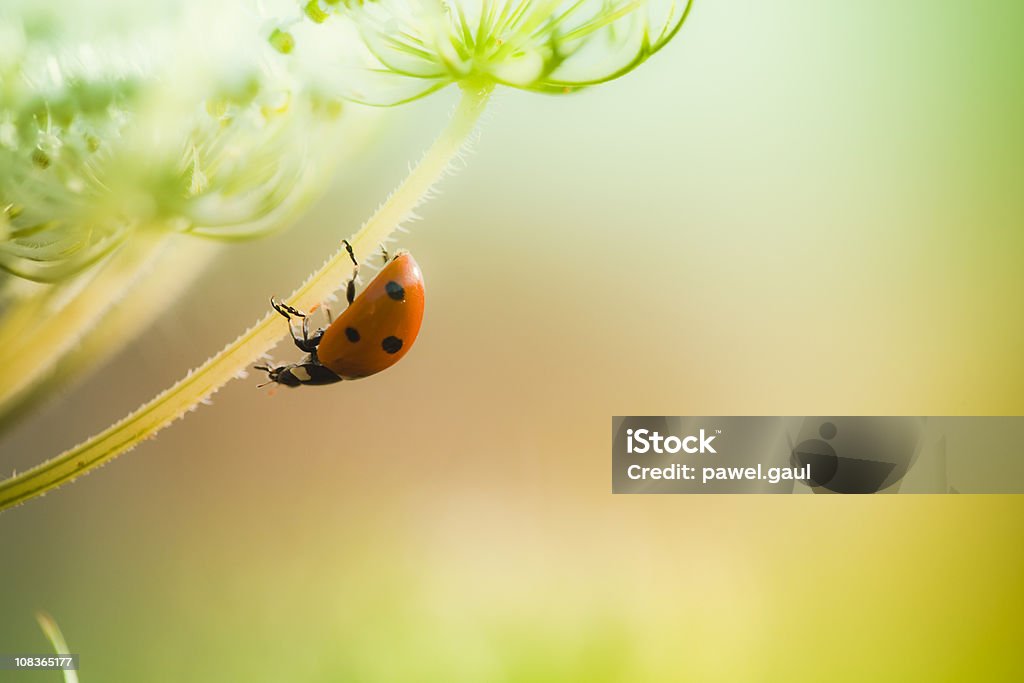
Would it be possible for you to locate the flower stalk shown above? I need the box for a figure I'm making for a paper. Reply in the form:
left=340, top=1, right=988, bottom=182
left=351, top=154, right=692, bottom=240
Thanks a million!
left=0, top=236, right=222, bottom=434
left=0, top=80, right=494, bottom=512
left=36, top=612, right=78, bottom=683
left=0, top=230, right=169, bottom=425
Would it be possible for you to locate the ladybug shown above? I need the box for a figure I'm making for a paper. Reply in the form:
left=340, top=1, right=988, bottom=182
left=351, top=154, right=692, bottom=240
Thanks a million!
left=255, top=241, right=425, bottom=387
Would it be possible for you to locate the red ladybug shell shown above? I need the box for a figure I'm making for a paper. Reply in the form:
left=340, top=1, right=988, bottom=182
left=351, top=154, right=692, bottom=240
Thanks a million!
left=317, top=251, right=425, bottom=379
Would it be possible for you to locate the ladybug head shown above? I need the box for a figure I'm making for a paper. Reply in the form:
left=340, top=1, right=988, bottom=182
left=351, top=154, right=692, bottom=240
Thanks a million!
left=254, top=363, right=301, bottom=388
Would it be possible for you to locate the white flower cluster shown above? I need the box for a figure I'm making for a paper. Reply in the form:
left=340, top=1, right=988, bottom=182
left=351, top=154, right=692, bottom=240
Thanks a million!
left=0, top=0, right=350, bottom=282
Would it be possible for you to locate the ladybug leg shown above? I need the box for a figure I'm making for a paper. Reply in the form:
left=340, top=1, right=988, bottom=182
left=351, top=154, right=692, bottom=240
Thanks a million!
left=301, top=315, right=325, bottom=350
left=271, top=297, right=308, bottom=320
left=379, top=244, right=390, bottom=265
left=291, top=315, right=323, bottom=353
left=270, top=297, right=321, bottom=353
left=341, top=240, right=359, bottom=306
left=309, top=305, right=331, bottom=345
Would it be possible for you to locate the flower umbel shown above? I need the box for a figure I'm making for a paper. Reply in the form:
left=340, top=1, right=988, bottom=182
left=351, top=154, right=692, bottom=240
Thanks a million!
left=297, top=0, right=692, bottom=104
left=0, top=1, right=348, bottom=282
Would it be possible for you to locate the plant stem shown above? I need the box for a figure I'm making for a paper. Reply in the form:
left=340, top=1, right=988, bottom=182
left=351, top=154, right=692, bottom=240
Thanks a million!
left=0, top=238, right=222, bottom=435
left=36, top=612, right=79, bottom=683
left=0, top=231, right=171, bottom=430
left=0, top=81, right=494, bottom=513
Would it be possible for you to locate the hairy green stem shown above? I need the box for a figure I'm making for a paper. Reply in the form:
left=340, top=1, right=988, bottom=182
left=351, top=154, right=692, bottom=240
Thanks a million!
left=0, top=231, right=170, bottom=426
left=0, top=81, right=493, bottom=512
left=0, top=238, right=222, bottom=434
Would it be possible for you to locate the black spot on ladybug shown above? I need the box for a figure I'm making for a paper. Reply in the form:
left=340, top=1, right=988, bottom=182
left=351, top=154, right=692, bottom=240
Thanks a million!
left=381, top=336, right=403, bottom=354
left=385, top=281, right=405, bottom=301
left=345, top=327, right=360, bottom=342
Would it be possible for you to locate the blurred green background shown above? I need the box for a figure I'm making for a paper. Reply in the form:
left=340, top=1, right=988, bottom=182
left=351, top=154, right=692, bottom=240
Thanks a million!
left=2, top=0, right=1023, bottom=681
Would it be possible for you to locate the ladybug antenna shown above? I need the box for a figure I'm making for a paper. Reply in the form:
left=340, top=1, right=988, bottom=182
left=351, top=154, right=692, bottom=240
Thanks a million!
left=253, top=363, right=278, bottom=388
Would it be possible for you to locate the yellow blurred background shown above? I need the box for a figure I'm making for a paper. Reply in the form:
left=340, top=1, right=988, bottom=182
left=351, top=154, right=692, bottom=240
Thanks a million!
left=2, top=1, right=1022, bottom=680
